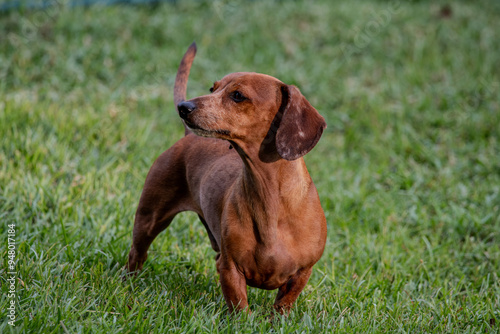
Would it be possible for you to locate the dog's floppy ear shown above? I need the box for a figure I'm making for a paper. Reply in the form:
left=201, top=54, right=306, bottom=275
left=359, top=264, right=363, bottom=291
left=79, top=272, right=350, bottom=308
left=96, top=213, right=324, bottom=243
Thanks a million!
left=276, top=85, right=326, bottom=161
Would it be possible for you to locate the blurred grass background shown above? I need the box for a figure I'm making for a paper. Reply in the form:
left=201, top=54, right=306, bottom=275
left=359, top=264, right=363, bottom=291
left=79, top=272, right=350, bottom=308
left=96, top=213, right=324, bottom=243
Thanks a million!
left=1, top=0, right=499, bottom=332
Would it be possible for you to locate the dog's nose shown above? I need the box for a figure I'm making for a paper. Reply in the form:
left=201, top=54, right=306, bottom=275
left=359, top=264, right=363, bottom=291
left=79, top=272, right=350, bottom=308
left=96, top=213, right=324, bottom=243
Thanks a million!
left=177, top=101, right=196, bottom=119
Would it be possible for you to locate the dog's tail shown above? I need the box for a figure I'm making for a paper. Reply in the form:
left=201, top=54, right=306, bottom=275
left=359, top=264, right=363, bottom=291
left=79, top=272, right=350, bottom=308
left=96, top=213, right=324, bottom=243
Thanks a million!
left=174, top=42, right=197, bottom=135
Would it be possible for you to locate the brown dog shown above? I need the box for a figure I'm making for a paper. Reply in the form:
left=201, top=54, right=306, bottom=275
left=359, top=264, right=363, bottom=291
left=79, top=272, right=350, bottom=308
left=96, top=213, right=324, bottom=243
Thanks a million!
left=127, top=43, right=327, bottom=313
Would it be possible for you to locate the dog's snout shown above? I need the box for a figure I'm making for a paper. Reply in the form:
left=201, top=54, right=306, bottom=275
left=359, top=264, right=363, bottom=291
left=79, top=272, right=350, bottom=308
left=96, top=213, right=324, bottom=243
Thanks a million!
left=178, top=101, right=196, bottom=119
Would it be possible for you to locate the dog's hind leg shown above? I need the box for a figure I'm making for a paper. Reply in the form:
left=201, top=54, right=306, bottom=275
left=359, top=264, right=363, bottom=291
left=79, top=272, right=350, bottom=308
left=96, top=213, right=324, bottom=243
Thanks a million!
left=127, top=211, right=177, bottom=272
left=127, top=148, right=193, bottom=272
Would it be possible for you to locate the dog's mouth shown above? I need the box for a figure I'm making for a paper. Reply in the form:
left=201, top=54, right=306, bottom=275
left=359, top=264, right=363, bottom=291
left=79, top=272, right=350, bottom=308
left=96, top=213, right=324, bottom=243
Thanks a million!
left=183, top=120, right=231, bottom=138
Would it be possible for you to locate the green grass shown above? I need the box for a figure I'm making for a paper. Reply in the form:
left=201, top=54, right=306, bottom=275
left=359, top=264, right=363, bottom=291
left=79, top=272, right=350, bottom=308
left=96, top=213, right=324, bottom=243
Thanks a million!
left=1, top=0, right=499, bottom=332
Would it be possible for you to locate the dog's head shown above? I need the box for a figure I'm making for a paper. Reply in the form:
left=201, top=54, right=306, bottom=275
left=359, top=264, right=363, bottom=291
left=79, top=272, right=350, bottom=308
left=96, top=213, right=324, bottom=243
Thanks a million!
left=177, top=72, right=326, bottom=161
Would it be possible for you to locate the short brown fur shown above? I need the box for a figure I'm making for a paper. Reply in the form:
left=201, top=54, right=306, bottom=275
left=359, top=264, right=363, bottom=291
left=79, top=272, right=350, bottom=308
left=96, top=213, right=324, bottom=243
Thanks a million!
left=127, top=43, right=327, bottom=314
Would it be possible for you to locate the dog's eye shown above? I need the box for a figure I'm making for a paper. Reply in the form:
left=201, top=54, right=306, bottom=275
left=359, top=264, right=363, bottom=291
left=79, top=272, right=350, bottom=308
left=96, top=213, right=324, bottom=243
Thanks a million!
left=230, top=91, right=246, bottom=102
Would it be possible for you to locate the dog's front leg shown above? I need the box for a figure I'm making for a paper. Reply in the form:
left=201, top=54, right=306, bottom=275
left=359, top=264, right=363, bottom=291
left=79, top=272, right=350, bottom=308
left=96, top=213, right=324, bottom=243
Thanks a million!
left=273, top=267, right=313, bottom=314
left=217, top=260, right=249, bottom=313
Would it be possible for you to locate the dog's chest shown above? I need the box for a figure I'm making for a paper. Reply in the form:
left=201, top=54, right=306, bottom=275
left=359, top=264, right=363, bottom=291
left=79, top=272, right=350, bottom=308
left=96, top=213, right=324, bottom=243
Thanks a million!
left=235, top=243, right=298, bottom=290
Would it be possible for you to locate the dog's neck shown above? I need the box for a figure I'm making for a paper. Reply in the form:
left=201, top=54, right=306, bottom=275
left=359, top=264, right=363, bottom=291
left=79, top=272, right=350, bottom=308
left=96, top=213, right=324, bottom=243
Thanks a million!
left=230, top=141, right=310, bottom=246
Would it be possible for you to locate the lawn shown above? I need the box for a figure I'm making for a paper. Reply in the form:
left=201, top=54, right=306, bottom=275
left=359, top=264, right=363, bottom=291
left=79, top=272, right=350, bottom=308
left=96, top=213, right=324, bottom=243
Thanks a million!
left=1, top=0, right=499, bottom=332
